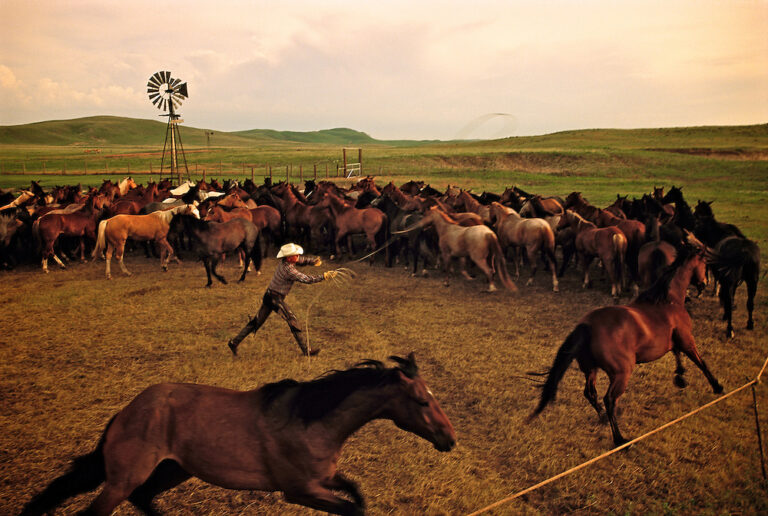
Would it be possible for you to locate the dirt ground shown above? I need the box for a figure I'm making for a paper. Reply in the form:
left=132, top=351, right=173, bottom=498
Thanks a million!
left=1, top=247, right=766, bottom=515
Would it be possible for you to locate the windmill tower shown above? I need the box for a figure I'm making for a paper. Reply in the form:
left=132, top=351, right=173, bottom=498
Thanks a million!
left=147, top=71, right=189, bottom=184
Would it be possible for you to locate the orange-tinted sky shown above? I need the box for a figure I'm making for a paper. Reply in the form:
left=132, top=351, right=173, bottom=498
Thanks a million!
left=1, top=0, right=766, bottom=139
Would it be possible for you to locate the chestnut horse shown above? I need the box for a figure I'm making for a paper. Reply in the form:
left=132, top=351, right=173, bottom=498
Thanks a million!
left=315, top=192, right=389, bottom=264
left=489, top=202, right=558, bottom=292
left=528, top=245, right=723, bottom=447
left=20, top=353, right=456, bottom=516
left=557, top=210, right=627, bottom=300
left=34, top=194, right=109, bottom=273
left=400, top=206, right=517, bottom=292
left=92, top=204, right=199, bottom=279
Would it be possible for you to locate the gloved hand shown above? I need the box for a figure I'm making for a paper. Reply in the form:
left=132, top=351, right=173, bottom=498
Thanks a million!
left=314, top=258, right=323, bottom=267
left=323, top=270, right=338, bottom=280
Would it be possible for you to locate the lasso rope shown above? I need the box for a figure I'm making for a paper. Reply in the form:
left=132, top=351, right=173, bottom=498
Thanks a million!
left=303, top=267, right=356, bottom=362
left=466, top=353, right=768, bottom=515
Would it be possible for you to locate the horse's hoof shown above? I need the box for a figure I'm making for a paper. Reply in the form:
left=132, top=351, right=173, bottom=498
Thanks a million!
left=673, top=375, right=687, bottom=388
left=727, top=329, right=735, bottom=339
left=526, top=279, right=534, bottom=286
left=713, top=383, right=724, bottom=395
left=747, top=321, right=754, bottom=330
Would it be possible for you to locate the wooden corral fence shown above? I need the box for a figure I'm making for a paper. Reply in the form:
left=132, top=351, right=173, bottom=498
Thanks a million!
left=0, top=158, right=350, bottom=182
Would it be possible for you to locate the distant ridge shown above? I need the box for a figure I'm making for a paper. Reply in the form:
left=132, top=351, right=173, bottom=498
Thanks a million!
left=0, top=116, right=401, bottom=147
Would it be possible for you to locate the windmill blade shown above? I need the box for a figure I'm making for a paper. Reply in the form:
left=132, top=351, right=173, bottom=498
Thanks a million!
left=170, top=77, right=181, bottom=89
left=149, top=71, right=164, bottom=87
left=148, top=92, right=160, bottom=102
left=176, top=82, right=188, bottom=98
left=161, top=71, right=170, bottom=84
left=152, top=96, right=162, bottom=108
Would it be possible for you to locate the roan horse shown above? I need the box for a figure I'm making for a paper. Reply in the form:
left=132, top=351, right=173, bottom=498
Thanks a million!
left=528, top=244, right=723, bottom=447
left=20, top=353, right=456, bottom=516
left=489, top=202, right=558, bottom=292
left=400, top=206, right=517, bottom=292
left=168, top=213, right=262, bottom=287
left=92, top=204, right=199, bottom=279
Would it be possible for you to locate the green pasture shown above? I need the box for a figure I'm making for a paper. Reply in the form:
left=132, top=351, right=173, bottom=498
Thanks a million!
left=2, top=118, right=766, bottom=251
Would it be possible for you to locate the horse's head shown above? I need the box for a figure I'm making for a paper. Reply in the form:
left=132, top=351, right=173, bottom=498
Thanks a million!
left=662, top=185, right=682, bottom=204
left=383, top=353, right=456, bottom=452
left=694, top=200, right=714, bottom=219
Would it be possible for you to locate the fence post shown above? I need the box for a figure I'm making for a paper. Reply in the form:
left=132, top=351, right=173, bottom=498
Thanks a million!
left=84, top=159, right=88, bottom=175
left=300, top=165, right=303, bottom=182
left=219, top=161, right=223, bottom=175
left=325, top=163, right=328, bottom=179
left=23, top=161, right=26, bottom=173
left=62, top=159, right=66, bottom=175
left=105, top=160, right=108, bottom=174
left=314, top=164, right=317, bottom=180
left=127, top=162, right=130, bottom=175
left=752, top=385, right=767, bottom=479
left=251, top=167, right=254, bottom=181
left=43, top=161, right=47, bottom=174
left=269, top=164, right=272, bottom=181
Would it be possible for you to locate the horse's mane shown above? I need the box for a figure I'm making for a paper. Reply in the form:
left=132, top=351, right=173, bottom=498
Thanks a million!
left=635, top=244, right=697, bottom=304
left=259, top=355, right=418, bottom=424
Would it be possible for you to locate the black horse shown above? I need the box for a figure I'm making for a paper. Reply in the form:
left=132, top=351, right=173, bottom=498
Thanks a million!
left=168, top=214, right=262, bottom=287
left=707, top=235, right=760, bottom=339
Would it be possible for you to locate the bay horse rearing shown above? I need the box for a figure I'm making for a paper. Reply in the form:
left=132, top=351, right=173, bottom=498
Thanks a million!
left=401, top=206, right=517, bottom=292
left=20, top=353, right=456, bottom=516
left=527, top=244, right=723, bottom=447
left=168, top=213, right=262, bottom=287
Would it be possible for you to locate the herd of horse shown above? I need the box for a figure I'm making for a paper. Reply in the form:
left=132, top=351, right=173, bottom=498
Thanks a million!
left=2, top=175, right=761, bottom=514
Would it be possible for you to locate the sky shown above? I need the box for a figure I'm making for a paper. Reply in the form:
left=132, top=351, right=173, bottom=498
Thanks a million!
left=1, top=0, right=766, bottom=140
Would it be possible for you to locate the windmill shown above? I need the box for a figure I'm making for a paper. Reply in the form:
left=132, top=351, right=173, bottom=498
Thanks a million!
left=147, top=71, right=189, bottom=184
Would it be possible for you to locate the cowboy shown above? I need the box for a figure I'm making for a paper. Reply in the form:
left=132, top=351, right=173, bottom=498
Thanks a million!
left=227, top=243, right=337, bottom=356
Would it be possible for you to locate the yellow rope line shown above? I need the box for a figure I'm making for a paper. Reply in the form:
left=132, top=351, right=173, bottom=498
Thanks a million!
left=467, top=354, right=768, bottom=516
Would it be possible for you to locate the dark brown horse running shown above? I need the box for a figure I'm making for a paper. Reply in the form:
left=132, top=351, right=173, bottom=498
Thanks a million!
left=20, top=353, right=456, bottom=516
left=528, top=244, right=723, bottom=447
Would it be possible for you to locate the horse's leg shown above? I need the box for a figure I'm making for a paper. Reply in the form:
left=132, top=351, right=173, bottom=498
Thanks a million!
left=203, top=258, right=214, bottom=287
left=581, top=254, right=593, bottom=289
left=672, top=350, right=687, bottom=388
left=87, top=453, right=163, bottom=516
left=441, top=250, right=452, bottom=287
left=128, top=460, right=191, bottom=516
left=105, top=243, right=114, bottom=279
left=603, top=256, right=620, bottom=300
left=158, top=238, right=174, bottom=271
left=719, top=279, right=736, bottom=339
left=525, top=244, right=538, bottom=286
left=460, top=257, right=474, bottom=280
left=582, top=368, right=604, bottom=420
left=323, top=472, right=365, bottom=509
left=603, top=372, right=631, bottom=447
left=746, top=276, right=756, bottom=331
left=672, top=329, right=723, bottom=393
left=115, top=240, right=131, bottom=276
left=211, top=257, right=228, bottom=284
left=238, top=247, right=251, bottom=282
left=283, top=483, right=363, bottom=516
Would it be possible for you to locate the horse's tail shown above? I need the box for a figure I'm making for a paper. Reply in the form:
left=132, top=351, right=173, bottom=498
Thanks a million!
left=375, top=213, right=391, bottom=266
left=91, top=219, right=108, bottom=260
left=543, top=225, right=557, bottom=272
left=488, top=233, right=517, bottom=292
left=527, top=323, right=591, bottom=422
left=648, top=246, right=669, bottom=285
left=31, top=218, right=42, bottom=255
left=251, top=229, right=263, bottom=273
left=613, top=232, right=627, bottom=288
left=19, top=416, right=114, bottom=515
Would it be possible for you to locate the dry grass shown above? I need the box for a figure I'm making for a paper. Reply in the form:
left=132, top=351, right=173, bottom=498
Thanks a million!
left=1, top=242, right=767, bottom=515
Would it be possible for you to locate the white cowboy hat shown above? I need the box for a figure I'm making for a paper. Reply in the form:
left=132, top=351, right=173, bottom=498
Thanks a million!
left=276, top=243, right=304, bottom=259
